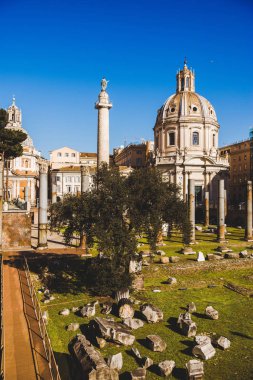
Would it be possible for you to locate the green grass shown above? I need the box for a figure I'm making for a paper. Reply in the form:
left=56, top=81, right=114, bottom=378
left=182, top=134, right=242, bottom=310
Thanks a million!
left=31, top=226, right=253, bottom=379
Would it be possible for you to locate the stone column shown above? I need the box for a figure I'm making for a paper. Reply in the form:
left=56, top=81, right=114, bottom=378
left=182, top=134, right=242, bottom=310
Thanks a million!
left=0, top=158, right=3, bottom=250
left=204, top=191, right=209, bottom=227
left=25, top=185, right=31, bottom=211
left=38, top=162, right=48, bottom=248
left=95, top=78, right=112, bottom=167
left=217, top=179, right=225, bottom=242
left=51, top=173, right=57, bottom=204
left=80, top=166, right=90, bottom=193
left=245, top=181, right=253, bottom=241
left=188, top=179, right=195, bottom=244
left=224, top=189, right=227, bottom=218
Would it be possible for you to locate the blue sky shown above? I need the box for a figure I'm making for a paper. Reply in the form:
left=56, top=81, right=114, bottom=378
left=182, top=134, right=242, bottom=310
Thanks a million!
left=0, top=0, right=252, bottom=157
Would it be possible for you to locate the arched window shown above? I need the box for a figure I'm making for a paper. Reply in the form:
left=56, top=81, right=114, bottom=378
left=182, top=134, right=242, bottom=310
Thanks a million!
left=192, top=131, right=199, bottom=145
left=186, top=77, right=189, bottom=88
left=213, top=134, right=215, bottom=147
left=181, top=78, right=184, bottom=91
left=169, top=132, right=175, bottom=146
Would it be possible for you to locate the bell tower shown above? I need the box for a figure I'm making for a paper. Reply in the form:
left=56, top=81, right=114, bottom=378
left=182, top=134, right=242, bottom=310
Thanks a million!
left=6, top=96, right=22, bottom=130
left=176, top=59, right=195, bottom=93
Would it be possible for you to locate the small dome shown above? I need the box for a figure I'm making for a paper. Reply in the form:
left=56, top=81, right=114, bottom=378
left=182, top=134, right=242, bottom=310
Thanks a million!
left=156, top=92, right=217, bottom=124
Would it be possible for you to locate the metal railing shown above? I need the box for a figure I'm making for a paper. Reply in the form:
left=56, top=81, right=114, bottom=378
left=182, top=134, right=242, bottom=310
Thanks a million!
left=0, top=255, right=4, bottom=380
left=23, top=257, right=61, bottom=380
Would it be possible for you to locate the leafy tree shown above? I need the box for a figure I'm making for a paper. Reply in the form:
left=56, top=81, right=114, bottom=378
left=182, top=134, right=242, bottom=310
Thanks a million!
left=0, top=108, right=27, bottom=201
left=50, top=192, right=95, bottom=250
left=127, top=167, right=190, bottom=252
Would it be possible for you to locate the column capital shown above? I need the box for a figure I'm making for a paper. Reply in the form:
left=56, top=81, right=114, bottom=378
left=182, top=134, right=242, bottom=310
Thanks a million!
left=39, top=161, right=48, bottom=174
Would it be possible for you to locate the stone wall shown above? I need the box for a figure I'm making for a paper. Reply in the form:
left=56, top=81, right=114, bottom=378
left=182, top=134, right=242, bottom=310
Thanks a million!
left=2, top=211, right=31, bottom=249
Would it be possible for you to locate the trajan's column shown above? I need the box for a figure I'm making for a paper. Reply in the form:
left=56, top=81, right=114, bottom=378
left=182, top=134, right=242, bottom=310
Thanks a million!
left=95, top=78, right=112, bottom=167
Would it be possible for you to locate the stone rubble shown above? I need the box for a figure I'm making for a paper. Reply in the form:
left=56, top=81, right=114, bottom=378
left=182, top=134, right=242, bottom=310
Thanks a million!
left=195, top=335, right=211, bottom=346
left=205, top=306, right=219, bottom=320
left=197, top=252, right=205, bottom=262
left=59, top=308, right=70, bottom=316
left=141, top=357, right=153, bottom=369
left=90, top=317, right=135, bottom=346
left=140, top=303, right=163, bottom=323
left=67, top=322, right=80, bottom=331
left=80, top=303, right=97, bottom=318
left=146, top=335, right=167, bottom=352
left=107, top=353, right=123, bottom=371
left=123, top=318, right=144, bottom=330
left=169, top=256, right=180, bottom=263
left=130, top=367, right=146, bottom=380
left=101, top=302, right=113, bottom=315
left=167, top=277, right=177, bottom=285
left=187, top=302, right=196, bottom=313
left=186, top=359, right=204, bottom=380
left=118, top=298, right=135, bottom=320
left=213, top=336, right=231, bottom=350
left=158, top=360, right=175, bottom=377
left=160, top=256, right=169, bottom=264
left=192, top=342, right=216, bottom=360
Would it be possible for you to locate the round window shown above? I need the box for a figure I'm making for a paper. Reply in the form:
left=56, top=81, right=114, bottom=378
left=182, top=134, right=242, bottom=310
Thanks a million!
left=170, top=107, right=175, bottom=112
left=193, top=106, right=197, bottom=112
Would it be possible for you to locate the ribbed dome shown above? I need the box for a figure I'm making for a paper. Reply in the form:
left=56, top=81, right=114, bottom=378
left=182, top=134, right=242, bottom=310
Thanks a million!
left=156, top=92, right=217, bottom=125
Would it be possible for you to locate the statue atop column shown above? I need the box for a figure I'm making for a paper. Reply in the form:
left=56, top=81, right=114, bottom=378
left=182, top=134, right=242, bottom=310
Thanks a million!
left=101, top=78, right=109, bottom=91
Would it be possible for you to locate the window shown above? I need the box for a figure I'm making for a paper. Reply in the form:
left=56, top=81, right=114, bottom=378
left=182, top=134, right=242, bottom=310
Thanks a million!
left=67, top=186, right=71, bottom=193
left=186, top=77, right=189, bottom=88
left=136, top=150, right=142, bottom=154
left=244, top=154, right=247, bottom=160
left=213, top=134, right=215, bottom=147
left=71, top=153, right=75, bottom=157
left=56, top=176, right=61, bottom=182
left=169, top=132, right=175, bottom=146
left=181, top=78, right=184, bottom=91
left=65, top=153, right=69, bottom=157
left=57, top=152, right=62, bottom=157
left=192, top=131, right=199, bottom=145
left=193, top=106, right=198, bottom=112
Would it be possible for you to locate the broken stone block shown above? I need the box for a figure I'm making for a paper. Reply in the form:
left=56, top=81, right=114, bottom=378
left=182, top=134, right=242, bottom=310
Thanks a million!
left=71, top=334, right=107, bottom=373
left=72, top=306, right=80, bottom=313
left=96, top=337, right=107, bottom=349
left=146, top=335, right=167, bottom=352
left=213, top=336, right=231, bottom=350
left=131, top=347, right=142, bottom=359
left=129, top=257, right=142, bottom=274
left=177, top=312, right=191, bottom=328
left=157, top=250, right=166, bottom=256
left=205, top=306, right=219, bottom=320
left=141, top=357, right=153, bottom=369
left=59, top=308, right=70, bottom=316
left=107, top=353, right=123, bottom=371
left=115, top=288, right=130, bottom=303
left=130, top=368, right=146, bottom=380
left=181, top=246, right=195, bottom=255
left=206, top=254, right=222, bottom=261
left=239, top=250, right=248, bottom=258
left=118, top=298, right=135, bottom=320
left=142, top=259, right=150, bottom=266
left=192, top=342, right=216, bottom=360
left=167, top=277, right=177, bottom=285
left=181, top=320, right=197, bottom=337
left=131, top=368, right=146, bottom=380
left=132, top=274, right=144, bottom=290
left=195, top=226, right=202, bottom=231
left=160, top=256, right=169, bottom=264
left=67, top=323, right=80, bottom=331
left=88, top=367, right=119, bottom=380
left=217, top=246, right=232, bottom=253
left=101, top=302, right=113, bottom=315
left=158, top=360, right=175, bottom=377
left=80, top=303, right=96, bottom=318
left=153, top=289, right=161, bottom=293
left=139, top=250, right=150, bottom=257
left=195, top=335, right=211, bottom=345
left=186, top=359, right=204, bottom=380
left=140, top=304, right=163, bottom=323
left=187, top=302, right=196, bottom=313
left=123, top=318, right=144, bottom=330
left=197, top=252, right=205, bottom=262
left=224, top=252, right=239, bottom=259
left=169, top=256, right=180, bottom=263
left=90, top=317, right=135, bottom=346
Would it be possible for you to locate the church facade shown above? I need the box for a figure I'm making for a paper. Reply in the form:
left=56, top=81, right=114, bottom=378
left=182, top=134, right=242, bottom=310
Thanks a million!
left=4, top=98, right=41, bottom=206
left=154, top=62, right=229, bottom=203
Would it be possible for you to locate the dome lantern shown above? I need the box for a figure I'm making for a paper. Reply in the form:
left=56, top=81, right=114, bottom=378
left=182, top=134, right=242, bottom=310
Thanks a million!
left=176, top=59, right=195, bottom=93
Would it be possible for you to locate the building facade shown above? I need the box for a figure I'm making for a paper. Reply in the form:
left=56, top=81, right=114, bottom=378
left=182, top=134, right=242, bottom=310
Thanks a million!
left=4, top=97, right=41, bottom=206
left=220, top=139, right=251, bottom=205
left=154, top=62, right=229, bottom=202
left=114, top=141, right=154, bottom=168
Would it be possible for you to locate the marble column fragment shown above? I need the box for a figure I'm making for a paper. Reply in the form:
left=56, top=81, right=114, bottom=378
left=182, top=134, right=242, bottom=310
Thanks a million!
left=51, top=174, right=57, bottom=204
left=80, top=166, right=90, bottom=193
left=245, top=181, right=253, bottom=241
left=217, top=179, right=225, bottom=242
left=188, top=179, right=195, bottom=244
left=204, top=191, right=209, bottom=227
left=38, top=162, right=48, bottom=248
left=0, top=159, right=3, bottom=249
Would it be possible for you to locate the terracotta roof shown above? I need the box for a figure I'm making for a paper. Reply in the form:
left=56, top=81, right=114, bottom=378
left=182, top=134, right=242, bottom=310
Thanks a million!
left=80, top=152, right=97, bottom=158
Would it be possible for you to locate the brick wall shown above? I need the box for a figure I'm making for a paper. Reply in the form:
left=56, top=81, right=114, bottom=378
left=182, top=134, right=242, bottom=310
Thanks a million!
left=2, top=211, right=31, bottom=249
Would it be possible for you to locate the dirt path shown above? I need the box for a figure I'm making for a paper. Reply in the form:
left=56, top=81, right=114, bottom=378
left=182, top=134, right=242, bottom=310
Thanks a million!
left=3, top=254, right=53, bottom=380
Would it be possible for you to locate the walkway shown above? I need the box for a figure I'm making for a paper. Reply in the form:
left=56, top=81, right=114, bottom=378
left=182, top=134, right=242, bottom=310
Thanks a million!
left=3, top=253, right=53, bottom=380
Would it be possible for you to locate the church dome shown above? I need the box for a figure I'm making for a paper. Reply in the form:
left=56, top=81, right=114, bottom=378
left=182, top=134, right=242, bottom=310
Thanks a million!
left=154, top=61, right=220, bottom=158
left=156, top=91, right=217, bottom=125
